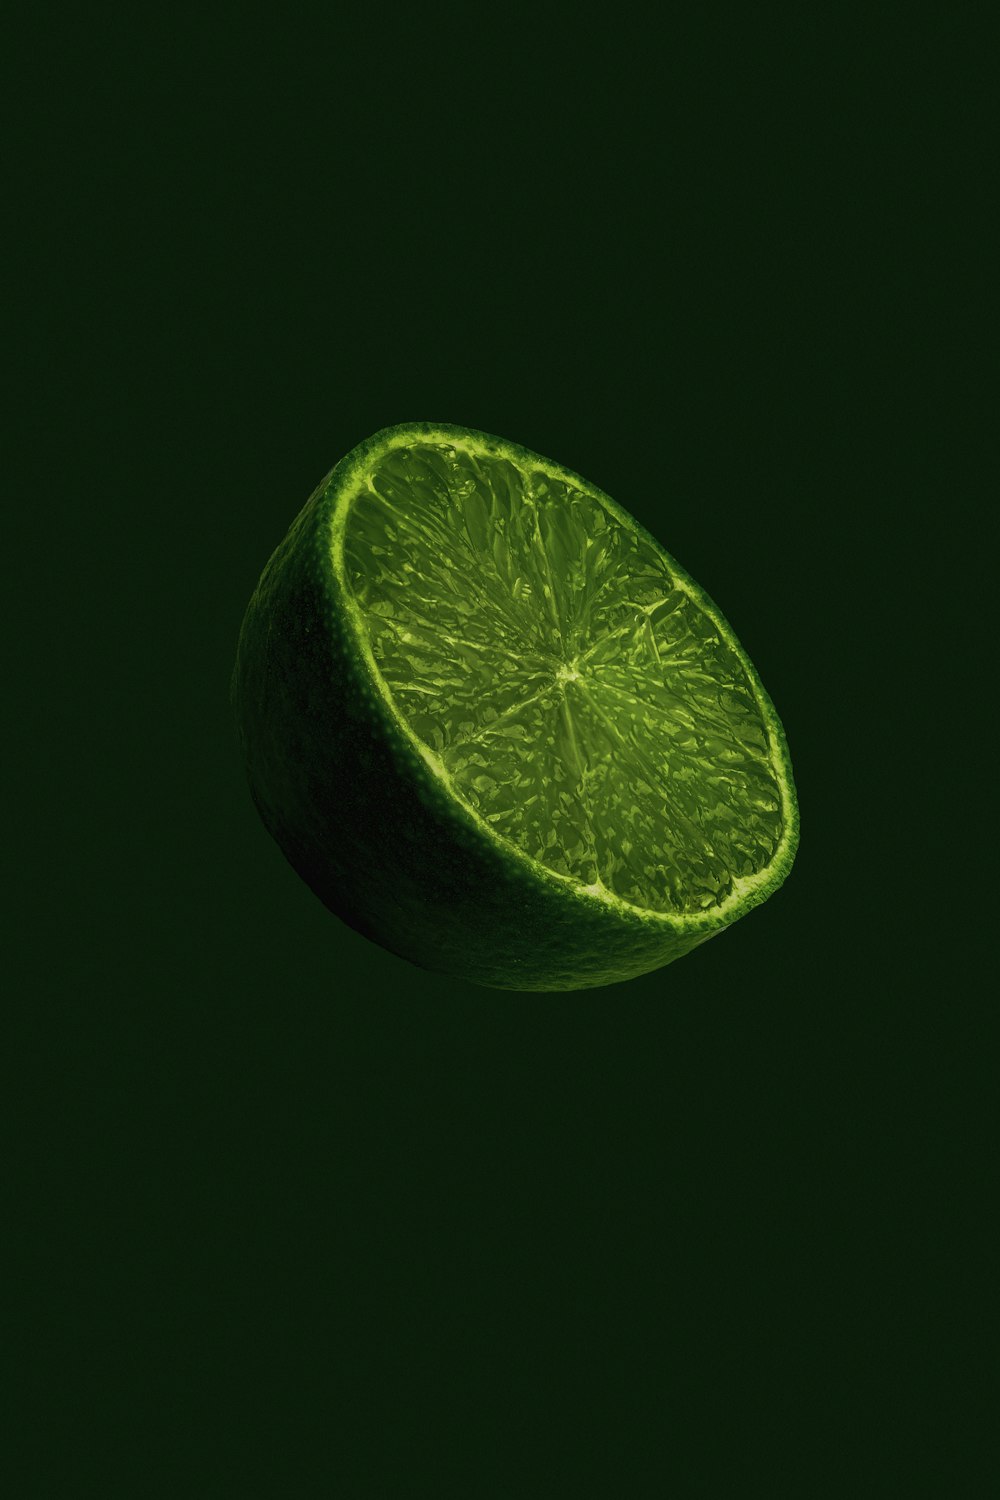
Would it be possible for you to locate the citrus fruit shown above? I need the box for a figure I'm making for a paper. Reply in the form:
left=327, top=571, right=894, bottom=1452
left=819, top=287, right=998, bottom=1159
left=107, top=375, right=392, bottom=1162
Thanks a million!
left=232, top=422, right=799, bottom=991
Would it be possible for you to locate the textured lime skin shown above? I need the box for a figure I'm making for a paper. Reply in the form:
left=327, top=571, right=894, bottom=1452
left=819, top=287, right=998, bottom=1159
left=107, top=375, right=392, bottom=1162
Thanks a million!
left=232, top=423, right=799, bottom=991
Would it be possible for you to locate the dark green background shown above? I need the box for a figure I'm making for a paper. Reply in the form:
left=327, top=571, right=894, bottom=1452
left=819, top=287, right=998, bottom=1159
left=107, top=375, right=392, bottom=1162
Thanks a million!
left=7, top=10, right=990, bottom=1496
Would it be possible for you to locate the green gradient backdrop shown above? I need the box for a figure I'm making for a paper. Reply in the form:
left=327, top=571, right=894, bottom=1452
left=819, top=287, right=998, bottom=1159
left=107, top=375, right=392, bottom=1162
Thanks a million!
left=8, top=10, right=989, bottom=1497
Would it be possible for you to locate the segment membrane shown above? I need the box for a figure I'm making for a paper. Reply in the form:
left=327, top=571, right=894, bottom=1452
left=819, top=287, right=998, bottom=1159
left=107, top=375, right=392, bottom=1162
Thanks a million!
left=342, top=440, right=783, bottom=913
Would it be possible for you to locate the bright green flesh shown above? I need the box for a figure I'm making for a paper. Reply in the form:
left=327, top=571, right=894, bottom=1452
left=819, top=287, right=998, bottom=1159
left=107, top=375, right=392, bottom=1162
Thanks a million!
left=341, top=440, right=784, bottom=916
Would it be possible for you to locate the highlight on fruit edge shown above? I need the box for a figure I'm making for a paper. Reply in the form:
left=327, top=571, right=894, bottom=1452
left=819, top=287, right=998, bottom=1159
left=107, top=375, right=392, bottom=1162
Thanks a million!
left=233, top=423, right=799, bottom=992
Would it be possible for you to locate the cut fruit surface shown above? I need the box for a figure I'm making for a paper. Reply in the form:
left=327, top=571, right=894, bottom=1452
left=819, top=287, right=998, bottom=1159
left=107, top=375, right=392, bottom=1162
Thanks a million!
left=338, top=437, right=788, bottom=917
left=234, top=421, right=799, bottom=990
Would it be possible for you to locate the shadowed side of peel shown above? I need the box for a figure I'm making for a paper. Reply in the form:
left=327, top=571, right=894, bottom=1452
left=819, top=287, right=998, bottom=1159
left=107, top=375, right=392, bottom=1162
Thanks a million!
left=232, top=467, right=716, bottom=990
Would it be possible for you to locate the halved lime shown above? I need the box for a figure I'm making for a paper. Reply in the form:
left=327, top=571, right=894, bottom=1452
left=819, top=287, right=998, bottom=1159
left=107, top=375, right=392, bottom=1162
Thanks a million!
left=233, top=422, right=798, bottom=991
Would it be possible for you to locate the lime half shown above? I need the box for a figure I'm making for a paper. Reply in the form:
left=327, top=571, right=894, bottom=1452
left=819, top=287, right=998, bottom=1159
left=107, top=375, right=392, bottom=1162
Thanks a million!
left=233, top=422, right=798, bottom=991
